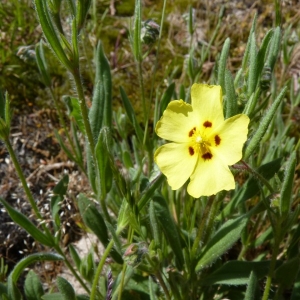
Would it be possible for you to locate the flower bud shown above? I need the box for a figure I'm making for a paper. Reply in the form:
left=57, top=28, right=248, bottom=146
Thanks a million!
left=141, top=19, right=160, bottom=45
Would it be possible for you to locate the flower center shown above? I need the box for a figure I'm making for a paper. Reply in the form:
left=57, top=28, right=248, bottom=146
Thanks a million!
left=187, top=121, right=221, bottom=161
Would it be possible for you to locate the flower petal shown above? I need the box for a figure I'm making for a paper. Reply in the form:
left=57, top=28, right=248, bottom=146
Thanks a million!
left=154, top=142, right=198, bottom=190
left=155, top=100, right=199, bottom=143
left=187, top=157, right=235, bottom=198
left=191, top=84, right=224, bottom=126
left=211, top=114, right=250, bottom=165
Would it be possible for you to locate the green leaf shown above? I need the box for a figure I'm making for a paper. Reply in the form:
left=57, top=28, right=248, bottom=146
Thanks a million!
left=149, top=200, right=160, bottom=247
left=265, top=26, right=281, bottom=71
left=63, top=96, right=85, bottom=134
left=247, top=32, right=257, bottom=97
left=224, top=69, right=237, bottom=118
left=133, top=0, right=142, bottom=62
left=0, top=198, right=54, bottom=247
left=69, top=244, right=81, bottom=271
left=42, top=293, right=65, bottom=300
left=120, top=86, right=144, bottom=143
left=217, top=37, right=230, bottom=93
left=8, top=253, right=63, bottom=300
left=95, top=128, right=113, bottom=197
left=34, top=0, right=72, bottom=70
left=244, top=86, right=287, bottom=159
left=280, top=151, right=297, bottom=216
left=202, top=260, right=282, bottom=285
left=255, top=29, right=274, bottom=83
left=77, top=194, right=123, bottom=263
left=274, top=257, right=300, bottom=288
left=138, top=174, right=165, bottom=211
left=24, top=270, right=44, bottom=300
left=291, top=269, right=300, bottom=300
left=54, top=130, right=77, bottom=163
left=218, top=158, right=282, bottom=220
left=196, top=215, right=248, bottom=271
left=160, top=83, right=176, bottom=116
left=35, top=42, right=52, bottom=87
left=76, top=0, right=92, bottom=33
left=90, top=41, right=112, bottom=143
left=242, top=13, right=257, bottom=70
left=0, top=282, right=7, bottom=297
left=53, top=174, right=69, bottom=196
left=153, top=195, right=184, bottom=271
left=48, top=173, right=69, bottom=233
left=244, top=271, right=259, bottom=300
left=56, top=277, right=76, bottom=300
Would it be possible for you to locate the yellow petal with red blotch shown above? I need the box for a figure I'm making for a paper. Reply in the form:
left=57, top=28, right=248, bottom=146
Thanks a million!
left=191, top=84, right=224, bottom=127
left=187, top=156, right=235, bottom=198
left=211, top=114, right=250, bottom=166
left=155, top=100, right=199, bottom=143
left=154, top=142, right=198, bottom=190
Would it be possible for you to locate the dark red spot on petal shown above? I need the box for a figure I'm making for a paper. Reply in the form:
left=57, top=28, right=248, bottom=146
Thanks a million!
left=203, top=121, right=212, bottom=128
left=188, top=127, right=196, bottom=137
left=215, top=135, right=221, bottom=146
left=202, top=152, right=213, bottom=160
left=189, top=147, right=195, bottom=156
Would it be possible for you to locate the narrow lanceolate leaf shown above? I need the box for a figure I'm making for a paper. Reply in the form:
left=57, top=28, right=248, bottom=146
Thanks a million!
left=291, top=270, right=300, bottom=300
left=95, top=128, right=113, bottom=197
left=24, top=270, right=44, bottom=300
left=56, top=277, right=76, bottom=300
left=224, top=69, right=237, bottom=118
left=196, top=215, right=248, bottom=271
left=153, top=195, right=184, bottom=271
left=242, top=13, right=257, bottom=70
left=149, top=200, right=160, bottom=247
left=34, top=0, right=72, bottom=70
left=255, top=29, right=274, bottom=82
left=90, top=41, right=112, bottom=143
left=244, top=86, right=287, bottom=159
left=120, top=86, right=144, bottom=143
left=244, top=271, right=258, bottom=300
left=160, top=83, right=176, bottom=117
left=77, top=194, right=123, bottom=263
left=133, top=0, right=142, bottom=61
left=201, top=260, right=282, bottom=286
left=7, top=253, right=63, bottom=300
left=35, top=42, right=51, bottom=87
left=138, top=174, right=165, bottom=211
left=274, top=257, right=300, bottom=288
left=280, top=151, right=297, bottom=216
left=247, top=32, right=257, bottom=97
left=217, top=37, right=230, bottom=93
left=0, top=198, right=54, bottom=247
left=265, top=26, right=281, bottom=72
left=76, top=0, right=92, bottom=33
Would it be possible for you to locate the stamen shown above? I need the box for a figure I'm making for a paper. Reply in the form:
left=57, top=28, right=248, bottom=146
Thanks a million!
left=215, top=135, right=221, bottom=146
left=188, top=127, right=196, bottom=137
left=203, top=121, right=212, bottom=128
left=196, top=136, right=203, bottom=143
left=202, top=152, right=213, bottom=160
left=189, top=147, right=195, bottom=156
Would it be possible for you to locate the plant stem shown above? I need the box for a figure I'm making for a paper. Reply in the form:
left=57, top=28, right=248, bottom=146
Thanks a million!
left=238, top=160, right=275, bottom=194
left=262, top=224, right=280, bottom=300
left=117, top=264, right=127, bottom=300
left=72, top=67, right=95, bottom=159
left=5, top=137, right=90, bottom=292
left=54, top=245, right=90, bottom=294
left=154, top=270, right=171, bottom=300
left=4, top=138, right=42, bottom=219
left=90, top=239, right=115, bottom=300
left=191, top=196, right=215, bottom=259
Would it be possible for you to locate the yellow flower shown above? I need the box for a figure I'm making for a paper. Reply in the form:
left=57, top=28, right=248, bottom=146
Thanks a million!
left=154, top=83, right=250, bottom=198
